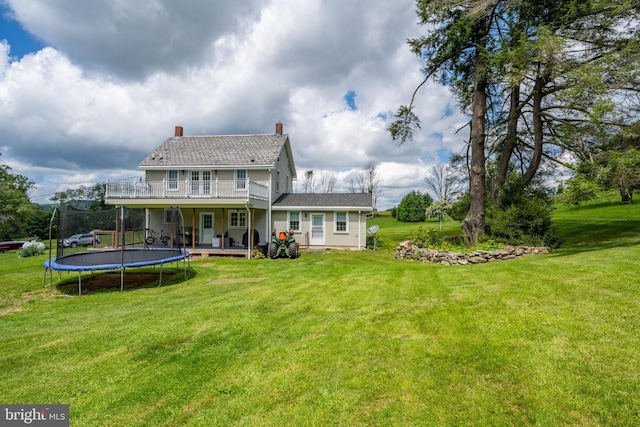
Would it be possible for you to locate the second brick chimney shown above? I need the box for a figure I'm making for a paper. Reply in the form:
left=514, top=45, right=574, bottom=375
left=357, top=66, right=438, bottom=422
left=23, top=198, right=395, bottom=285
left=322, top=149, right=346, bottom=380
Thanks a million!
left=175, top=126, right=183, bottom=137
left=275, top=122, right=283, bottom=136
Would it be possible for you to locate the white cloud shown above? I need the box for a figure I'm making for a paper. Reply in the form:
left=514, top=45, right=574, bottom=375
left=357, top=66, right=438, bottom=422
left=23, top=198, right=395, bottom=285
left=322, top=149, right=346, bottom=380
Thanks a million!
left=0, top=0, right=469, bottom=208
left=6, top=0, right=268, bottom=79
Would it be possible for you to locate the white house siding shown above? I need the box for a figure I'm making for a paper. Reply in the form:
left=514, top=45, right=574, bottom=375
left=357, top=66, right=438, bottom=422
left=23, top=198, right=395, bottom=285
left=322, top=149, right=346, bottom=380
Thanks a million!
left=270, top=147, right=294, bottom=201
left=271, top=210, right=366, bottom=249
left=144, top=169, right=269, bottom=183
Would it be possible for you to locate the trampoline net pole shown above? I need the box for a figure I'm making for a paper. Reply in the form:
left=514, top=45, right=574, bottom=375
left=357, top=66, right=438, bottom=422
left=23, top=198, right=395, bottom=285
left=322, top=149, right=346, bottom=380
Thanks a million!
left=46, top=207, right=57, bottom=293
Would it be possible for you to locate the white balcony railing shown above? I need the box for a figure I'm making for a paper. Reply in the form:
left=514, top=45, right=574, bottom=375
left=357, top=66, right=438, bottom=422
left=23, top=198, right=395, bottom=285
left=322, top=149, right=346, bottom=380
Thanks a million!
left=106, top=179, right=269, bottom=200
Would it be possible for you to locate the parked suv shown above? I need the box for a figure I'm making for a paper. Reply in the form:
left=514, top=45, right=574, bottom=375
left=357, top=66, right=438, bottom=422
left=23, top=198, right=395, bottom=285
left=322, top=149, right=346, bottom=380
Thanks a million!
left=63, top=233, right=100, bottom=248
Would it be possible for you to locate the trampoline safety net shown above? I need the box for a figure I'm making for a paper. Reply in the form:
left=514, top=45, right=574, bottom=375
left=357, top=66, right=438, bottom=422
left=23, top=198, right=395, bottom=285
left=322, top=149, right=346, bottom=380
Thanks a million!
left=44, top=206, right=190, bottom=295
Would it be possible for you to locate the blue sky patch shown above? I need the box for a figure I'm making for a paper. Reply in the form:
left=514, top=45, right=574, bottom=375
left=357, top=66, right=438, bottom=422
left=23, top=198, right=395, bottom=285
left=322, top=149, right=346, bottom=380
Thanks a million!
left=344, top=90, right=357, bottom=111
left=436, top=148, right=450, bottom=163
left=443, top=103, right=455, bottom=118
left=0, top=5, right=45, bottom=58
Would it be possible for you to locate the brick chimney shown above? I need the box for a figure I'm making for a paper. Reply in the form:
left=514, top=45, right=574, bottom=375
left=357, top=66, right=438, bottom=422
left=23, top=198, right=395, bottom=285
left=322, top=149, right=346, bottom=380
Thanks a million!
left=275, top=122, right=283, bottom=135
left=175, top=126, right=183, bottom=137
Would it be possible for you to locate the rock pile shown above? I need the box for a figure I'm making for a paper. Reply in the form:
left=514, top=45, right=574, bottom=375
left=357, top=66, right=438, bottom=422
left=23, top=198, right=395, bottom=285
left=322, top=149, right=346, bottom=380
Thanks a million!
left=395, top=240, right=550, bottom=265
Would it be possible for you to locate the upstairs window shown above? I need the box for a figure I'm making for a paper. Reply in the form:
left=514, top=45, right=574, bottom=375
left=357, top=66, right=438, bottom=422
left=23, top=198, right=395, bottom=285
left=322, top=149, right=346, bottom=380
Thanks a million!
left=235, top=169, right=247, bottom=190
left=167, top=170, right=178, bottom=190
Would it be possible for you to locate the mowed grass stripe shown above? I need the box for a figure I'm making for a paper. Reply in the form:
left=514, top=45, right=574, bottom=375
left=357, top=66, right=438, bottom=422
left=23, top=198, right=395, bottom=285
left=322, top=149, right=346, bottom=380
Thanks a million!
left=0, top=195, right=639, bottom=425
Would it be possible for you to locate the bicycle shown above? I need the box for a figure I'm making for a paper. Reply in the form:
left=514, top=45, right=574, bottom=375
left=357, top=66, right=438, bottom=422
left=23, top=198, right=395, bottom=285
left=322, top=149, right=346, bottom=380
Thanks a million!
left=145, top=229, right=170, bottom=245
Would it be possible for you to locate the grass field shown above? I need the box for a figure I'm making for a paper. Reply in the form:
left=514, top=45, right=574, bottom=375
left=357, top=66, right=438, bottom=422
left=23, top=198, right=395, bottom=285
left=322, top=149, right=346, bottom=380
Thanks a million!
left=1, top=195, right=639, bottom=425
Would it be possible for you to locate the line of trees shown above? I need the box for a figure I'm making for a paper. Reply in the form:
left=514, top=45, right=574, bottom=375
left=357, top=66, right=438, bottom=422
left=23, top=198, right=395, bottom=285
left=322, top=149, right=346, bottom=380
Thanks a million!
left=298, top=163, right=382, bottom=211
left=390, top=0, right=640, bottom=244
left=0, top=151, right=112, bottom=240
left=0, top=153, right=37, bottom=239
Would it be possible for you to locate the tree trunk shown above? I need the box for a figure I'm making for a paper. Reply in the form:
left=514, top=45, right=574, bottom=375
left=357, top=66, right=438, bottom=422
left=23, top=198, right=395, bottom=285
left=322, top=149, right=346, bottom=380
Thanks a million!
left=620, top=189, right=633, bottom=204
left=462, top=30, right=488, bottom=245
left=491, top=85, right=520, bottom=205
left=522, top=73, right=548, bottom=186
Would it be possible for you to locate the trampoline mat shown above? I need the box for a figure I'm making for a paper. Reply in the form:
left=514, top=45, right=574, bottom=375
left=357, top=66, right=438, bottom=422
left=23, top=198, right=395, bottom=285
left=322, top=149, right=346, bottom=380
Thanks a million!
left=45, top=249, right=189, bottom=271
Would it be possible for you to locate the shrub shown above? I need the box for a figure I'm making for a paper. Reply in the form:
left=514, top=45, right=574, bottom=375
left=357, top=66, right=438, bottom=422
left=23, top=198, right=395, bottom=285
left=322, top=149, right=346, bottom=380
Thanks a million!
left=486, top=183, right=556, bottom=246
left=366, top=235, right=383, bottom=250
left=557, top=174, right=603, bottom=206
left=19, top=241, right=45, bottom=257
left=443, top=235, right=465, bottom=247
left=412, top=226, right=442, bottom=248
left=449, top=192, right=470, bottom=221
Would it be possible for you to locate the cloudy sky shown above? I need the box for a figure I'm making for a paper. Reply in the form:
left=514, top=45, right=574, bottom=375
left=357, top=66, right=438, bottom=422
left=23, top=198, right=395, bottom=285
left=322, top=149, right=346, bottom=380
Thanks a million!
left=0, top=0, right=468, bottom=209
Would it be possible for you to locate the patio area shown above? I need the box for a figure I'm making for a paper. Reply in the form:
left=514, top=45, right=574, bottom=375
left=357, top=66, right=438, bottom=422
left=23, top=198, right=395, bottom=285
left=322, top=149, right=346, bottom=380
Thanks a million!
left=186, top=244, right=251, bottom=258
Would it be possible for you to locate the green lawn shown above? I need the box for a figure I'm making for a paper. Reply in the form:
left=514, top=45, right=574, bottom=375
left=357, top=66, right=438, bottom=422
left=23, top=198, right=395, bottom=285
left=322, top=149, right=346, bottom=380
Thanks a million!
left=1, top=196, right=640, bottom=425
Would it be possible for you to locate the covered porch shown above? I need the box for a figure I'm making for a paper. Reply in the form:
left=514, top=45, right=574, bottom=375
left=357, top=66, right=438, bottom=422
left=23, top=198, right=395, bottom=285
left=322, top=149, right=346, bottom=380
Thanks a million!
left=144, top=205, right=269, bottom=259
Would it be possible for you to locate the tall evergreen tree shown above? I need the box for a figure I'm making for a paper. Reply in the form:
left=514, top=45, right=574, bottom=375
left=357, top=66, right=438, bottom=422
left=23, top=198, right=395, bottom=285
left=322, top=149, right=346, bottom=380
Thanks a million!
left=390, top=0, right=497, bottom=243
left=391, top=0, right=639, bottom=242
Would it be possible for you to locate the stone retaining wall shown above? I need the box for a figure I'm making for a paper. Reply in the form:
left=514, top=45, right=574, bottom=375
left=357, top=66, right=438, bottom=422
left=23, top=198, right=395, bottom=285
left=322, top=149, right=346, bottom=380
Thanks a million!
left=395, top=240, right=550, bottom=265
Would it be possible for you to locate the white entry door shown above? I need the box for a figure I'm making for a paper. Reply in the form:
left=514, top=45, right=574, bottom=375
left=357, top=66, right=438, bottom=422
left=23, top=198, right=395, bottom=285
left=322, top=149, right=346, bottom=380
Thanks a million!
left=200, top=212, right=214, bottom=244
left=310, top=213, right=325, bottom=245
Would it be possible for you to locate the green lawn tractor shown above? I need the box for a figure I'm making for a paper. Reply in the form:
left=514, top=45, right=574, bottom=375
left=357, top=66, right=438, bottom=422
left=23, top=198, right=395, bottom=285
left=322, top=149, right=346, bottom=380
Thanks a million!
left=268, top=230, right=300, bottom=259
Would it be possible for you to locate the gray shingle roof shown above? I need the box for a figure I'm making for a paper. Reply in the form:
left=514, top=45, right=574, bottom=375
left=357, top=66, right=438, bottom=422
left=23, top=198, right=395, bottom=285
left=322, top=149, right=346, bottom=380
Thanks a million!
left=139, top=134, right=289, bottom=168
left=272, top=193, right=373, bottom=210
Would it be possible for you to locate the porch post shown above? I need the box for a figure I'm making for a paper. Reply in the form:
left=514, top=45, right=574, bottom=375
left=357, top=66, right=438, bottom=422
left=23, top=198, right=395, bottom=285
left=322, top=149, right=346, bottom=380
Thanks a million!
left=267, top=170, right=272, bottom=243
left=191, top=208, right=195, bottom=250
left=145, top=208, right=150, bottom=248
left=245, top=205, right=252, bottom=259
left=221, top=208, right=225, bottom=249
left=115, top=206, right=119, bottom=249
left=358, top=211, right=362, bottom=250
left=169, top=206, right=175, bottom=249
left=141, top=208, right=146, bottom=248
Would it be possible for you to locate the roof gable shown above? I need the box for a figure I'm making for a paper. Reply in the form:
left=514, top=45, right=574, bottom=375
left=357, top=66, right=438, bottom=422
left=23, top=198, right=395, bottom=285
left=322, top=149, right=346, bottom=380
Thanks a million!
left=139, top=134, right=290, bottom=169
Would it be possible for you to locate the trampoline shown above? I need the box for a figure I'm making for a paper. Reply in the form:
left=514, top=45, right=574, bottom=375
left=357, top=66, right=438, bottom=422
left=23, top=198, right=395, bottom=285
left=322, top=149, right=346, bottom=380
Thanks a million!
left=44, top=249, right=190, bottom=295
left=45, top=248, right=188, bottom=271
left=44, top=206, right=191, bottom=295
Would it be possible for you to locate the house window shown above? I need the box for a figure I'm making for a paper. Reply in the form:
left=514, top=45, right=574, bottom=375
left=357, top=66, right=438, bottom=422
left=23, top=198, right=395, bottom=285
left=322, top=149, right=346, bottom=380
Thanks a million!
left=203, top=171, right=211, bottom=193
left=236, top=169, right=247, bottom=190
left=288, top=211, right=301, bottom=232
left=190, top=171, right=199, bottom=194
left=167, top=170, right=178, bottom=191
left=164, top=209, right=176, bottom=224
left=277, top=171, right=280, bottom=193
left=335, top=212, right=348, bottom=233
left=229, top=211, right=247, bottom=228
left=286, top=176, right=290, bottom=193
